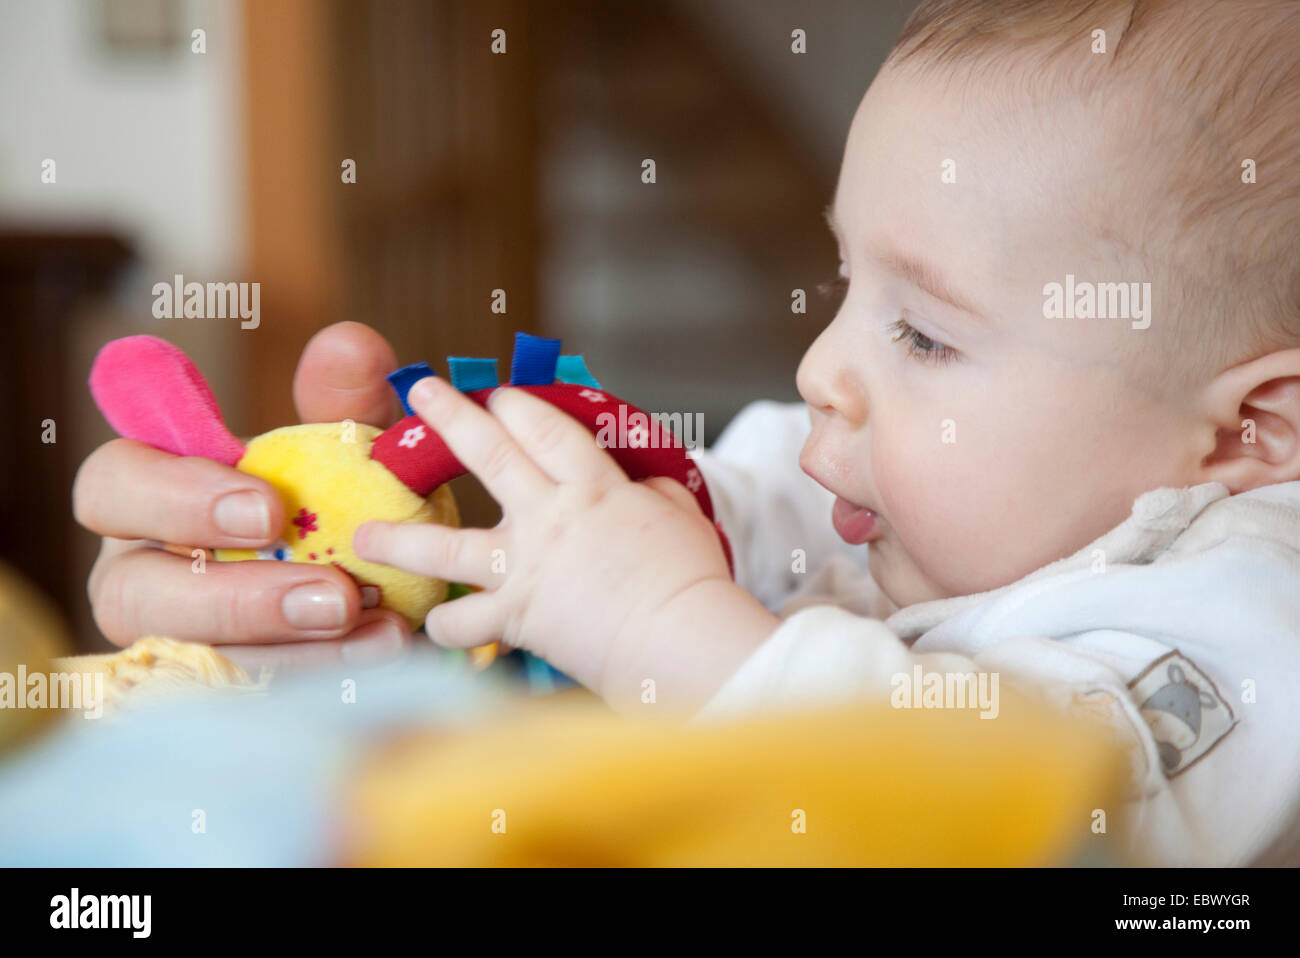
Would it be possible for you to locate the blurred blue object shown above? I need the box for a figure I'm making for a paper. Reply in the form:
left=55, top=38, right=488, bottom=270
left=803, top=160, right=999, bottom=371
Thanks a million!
left=0, top=647, right=508, bottom=866
left=385, top=361, right=436, bottom=415
left=520, top=651, right=577, bottom=693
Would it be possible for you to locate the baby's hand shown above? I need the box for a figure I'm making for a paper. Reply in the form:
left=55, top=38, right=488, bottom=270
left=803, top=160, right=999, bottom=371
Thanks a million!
left=353, top=377, right=778, bottom=712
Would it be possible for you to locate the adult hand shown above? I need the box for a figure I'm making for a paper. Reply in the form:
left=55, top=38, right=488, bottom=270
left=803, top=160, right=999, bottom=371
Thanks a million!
left=74, top=322, right=412, bottom=670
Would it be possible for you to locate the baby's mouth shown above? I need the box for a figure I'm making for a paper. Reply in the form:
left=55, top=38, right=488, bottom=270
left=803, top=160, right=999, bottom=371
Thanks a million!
left=831, top=496, right=881, bottom=545
left=798, top=438, right=883, bottom=545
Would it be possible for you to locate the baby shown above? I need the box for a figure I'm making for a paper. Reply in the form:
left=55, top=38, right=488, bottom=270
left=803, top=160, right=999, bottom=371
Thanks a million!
left=75, top=0, right=1299, bottom=865
left=353, top=0, right=1300, bottom=866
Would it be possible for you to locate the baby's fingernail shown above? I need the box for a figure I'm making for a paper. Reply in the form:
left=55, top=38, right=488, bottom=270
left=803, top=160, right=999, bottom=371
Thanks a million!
left=407, top=376, right=437, bottom=407
left=341, top=620, right=406, bottom=665
left=282, top=581, right=348, bottom=629
left=214, top=490, right=270, bottom=539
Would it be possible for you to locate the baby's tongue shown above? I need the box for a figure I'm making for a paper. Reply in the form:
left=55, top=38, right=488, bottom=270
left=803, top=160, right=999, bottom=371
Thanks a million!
left=832, top=496, right=877, bottom=545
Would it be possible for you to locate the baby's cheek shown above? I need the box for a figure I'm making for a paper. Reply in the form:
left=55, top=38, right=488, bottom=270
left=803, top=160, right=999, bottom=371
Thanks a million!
left=874, top=431, right=991, bottom=593
left=873, top=415, right=1056, bottom=598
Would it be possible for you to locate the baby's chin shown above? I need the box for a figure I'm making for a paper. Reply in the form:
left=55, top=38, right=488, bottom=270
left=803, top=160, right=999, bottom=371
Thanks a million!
left=868, top=538, right=963, bottom=610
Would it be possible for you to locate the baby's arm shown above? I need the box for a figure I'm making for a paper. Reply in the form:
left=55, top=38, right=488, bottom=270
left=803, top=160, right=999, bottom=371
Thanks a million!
left=354, top=376, right=783, bottom=713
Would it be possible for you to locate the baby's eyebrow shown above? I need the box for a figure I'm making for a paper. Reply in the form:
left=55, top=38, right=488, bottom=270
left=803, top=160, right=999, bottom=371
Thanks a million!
left=869, top=246, right=988, bottom=321
left=823, top=202, right=988, bottom=321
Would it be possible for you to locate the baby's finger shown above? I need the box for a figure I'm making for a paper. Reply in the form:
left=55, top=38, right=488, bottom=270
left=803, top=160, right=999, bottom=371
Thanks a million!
left=74, top=439, right=283, bottom=548
left=89, top=545, right=362, bottom=646
left=487, top=386, right=626, bottom=489
left=641, top=475, right=704, bottom=515
left=354, top=521, right=504, bottom=587
left=424, top=591, right=506, bottom=649
left=217, top=611, right=411, bottom=672
left=405, top=376, right=551, bottom=510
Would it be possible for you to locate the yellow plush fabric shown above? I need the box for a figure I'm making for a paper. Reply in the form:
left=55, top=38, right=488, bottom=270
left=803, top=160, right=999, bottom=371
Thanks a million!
left=340, top=693, right=1126, bottom=867
left=215, top=422, right=459, bottom=628
left=53, top=637, right=265, bottom=715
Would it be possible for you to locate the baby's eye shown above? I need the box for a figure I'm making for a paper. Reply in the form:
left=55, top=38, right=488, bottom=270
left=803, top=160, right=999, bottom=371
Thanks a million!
left=888, top=317, right=958, bottom=365
left=254, top=538, right=295, bottom=561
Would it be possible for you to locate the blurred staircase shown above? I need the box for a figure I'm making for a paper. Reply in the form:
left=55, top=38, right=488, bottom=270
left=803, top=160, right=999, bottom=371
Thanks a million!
left=534, top=0, right=841, bottom=440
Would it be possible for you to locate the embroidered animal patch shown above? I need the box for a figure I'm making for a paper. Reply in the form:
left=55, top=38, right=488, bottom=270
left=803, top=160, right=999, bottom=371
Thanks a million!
left=1130, top=651, right=1236, bottom=777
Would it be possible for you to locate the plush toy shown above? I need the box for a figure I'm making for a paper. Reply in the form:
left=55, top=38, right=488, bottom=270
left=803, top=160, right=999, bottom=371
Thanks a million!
left=88, top=332, right=732, bottom=633
left=89, top=335, right=458, bottom=627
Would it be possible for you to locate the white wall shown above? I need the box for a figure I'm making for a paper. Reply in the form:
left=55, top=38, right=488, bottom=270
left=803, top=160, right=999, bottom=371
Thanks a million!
left=0, top=0, right=246, bottom=275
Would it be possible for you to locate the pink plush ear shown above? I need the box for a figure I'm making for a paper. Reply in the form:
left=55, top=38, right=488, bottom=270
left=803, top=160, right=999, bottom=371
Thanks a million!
left=89, top=335, right=247, bottom=466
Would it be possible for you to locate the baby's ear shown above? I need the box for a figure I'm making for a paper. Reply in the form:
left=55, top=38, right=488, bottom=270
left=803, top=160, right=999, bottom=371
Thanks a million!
left=1199, top=348, right=1300, bottom=493
left=89, top=335, right=247, bottom=466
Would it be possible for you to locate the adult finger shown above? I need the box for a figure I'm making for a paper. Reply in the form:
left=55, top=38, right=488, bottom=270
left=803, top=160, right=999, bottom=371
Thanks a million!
left=216, top=611, right=411, bottom=672
left=74, top=439, right=283, bottom=547
left=293, top=321, right=401, bottom=427
left=405, top=376, right=551, bottom=510
left=89, top=545, right=363, bottom=646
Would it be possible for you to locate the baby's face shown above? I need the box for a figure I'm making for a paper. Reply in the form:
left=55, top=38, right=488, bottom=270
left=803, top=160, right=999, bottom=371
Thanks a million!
left=798, top=64, right=1207, bottom=607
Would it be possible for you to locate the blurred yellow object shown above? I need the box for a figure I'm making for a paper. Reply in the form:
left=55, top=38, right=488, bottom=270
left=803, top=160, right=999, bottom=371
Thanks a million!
left=466, top=641, right=499, bottom=671
left=342, top=692, right=1125, bottom=866
left=0, top=566, right=253, bottom=746
left=0, top=561, right=74, bottom=754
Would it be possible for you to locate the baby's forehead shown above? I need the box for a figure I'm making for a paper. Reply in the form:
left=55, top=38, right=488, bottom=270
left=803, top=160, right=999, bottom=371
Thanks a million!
left=842, top=65, right=1157, bottom=271
left=834, top=67, right=1221, bottom=385
left=866, top=54, right=1181, bottom=198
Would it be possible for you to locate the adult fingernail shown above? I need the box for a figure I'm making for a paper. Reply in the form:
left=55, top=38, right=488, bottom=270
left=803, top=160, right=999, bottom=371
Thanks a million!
left=341, top=620, right=406, bottom=665
left=214, top=490, right=270, bottom=539
left=282, top=581, right=348, bottom=629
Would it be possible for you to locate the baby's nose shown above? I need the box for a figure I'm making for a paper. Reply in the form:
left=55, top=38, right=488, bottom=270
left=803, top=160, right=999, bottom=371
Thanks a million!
left=797, top=330, right=867, bottom=425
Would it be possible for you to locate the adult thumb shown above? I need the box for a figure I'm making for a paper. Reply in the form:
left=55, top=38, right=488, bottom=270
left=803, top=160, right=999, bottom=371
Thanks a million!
left=293, top=322, right=401, bottom=427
